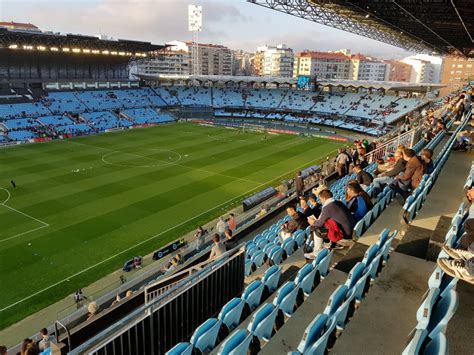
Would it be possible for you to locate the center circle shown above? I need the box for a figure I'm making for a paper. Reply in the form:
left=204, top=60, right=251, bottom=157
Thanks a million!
left=102, top=148, right=182, bottom=168
left=0, top=187, right=11, bottom=205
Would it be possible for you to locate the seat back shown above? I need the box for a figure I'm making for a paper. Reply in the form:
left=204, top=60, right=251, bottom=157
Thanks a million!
left=190, top=318, right=221, bottom=352
left=263, top=265, right=281, bottom=292
left=165, top=342, right=193, bottom=355
left=402, top=329, right=428, bottom=355
left=306, top=315, right=337, bottom=355
left=273, top=281, right=299, bottom=316
left=217, top=329, right=252, bottom=355
left=324, top=285, right=348, bottom=317
left=247, top=303, right=279, bottom=341
left=423, top=331, right=448, bottom=355
left=427, top=290, right=459, bottom=338
left=362, top=244, right=379, bottom=266
left=316, top=249, right=333, bottom=278
left=345, top=262, right=365, bottom=289
left=313, top=248, right=328, bottom=265
left=296, top=313, right=329, bottom=354
left=218, top=298, right=245, bottom=331
left=242, top=280, right=264, bottom=310
left=416, top=288, right=441, bottom=328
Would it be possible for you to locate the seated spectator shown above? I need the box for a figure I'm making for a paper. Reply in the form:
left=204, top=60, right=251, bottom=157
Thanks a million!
left=209, top=233, right=226, bottom=260
left=372, top=149, right=406, bottom=195
left=21, top=338, right=34, bottom=355
left=125, top=290, right=133, bottom=298
left=389, top=148, right=424, bottom=201
left=133, top=256, right=142, bottom=269
left=216, top=216, right=227, bottom=236
left=345, top=182, right=373, bottom=222
left=308, top=194, right=321, bottom=218
left=353, top=164, right=373, bottom=190
left=279, top=205, right=309, bottom=242
left=38, top=328, right=53, bottom=352
left=87, top=302, right=100, bottom=320
left=111, top=293, right=121, bottom=306
left=194, top=226, right=206, bottom=251
left=305, top=189, right=355, bottom=258
left=299, top=197, right=312, bottom=217
left=224, top=229, right=237, bottom=250
left=227, top=213, right=237, bottom=231
left=420, top=148, right=434, bottom=174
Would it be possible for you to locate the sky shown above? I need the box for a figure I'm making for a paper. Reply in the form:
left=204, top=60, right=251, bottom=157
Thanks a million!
left=0, top=0, right=415, bottom=59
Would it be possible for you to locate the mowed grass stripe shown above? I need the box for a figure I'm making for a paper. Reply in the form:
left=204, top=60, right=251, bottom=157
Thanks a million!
left=0, top=123, right=345, bottom=329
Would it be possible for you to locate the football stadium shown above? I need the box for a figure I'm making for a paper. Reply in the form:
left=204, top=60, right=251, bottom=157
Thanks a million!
left=0, top=1, right=473, bottom=354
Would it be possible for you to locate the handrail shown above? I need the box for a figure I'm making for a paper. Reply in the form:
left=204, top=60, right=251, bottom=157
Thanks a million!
left=54, top=320, right=71, bottom=350
left=365, top=126, right=419, bottom=163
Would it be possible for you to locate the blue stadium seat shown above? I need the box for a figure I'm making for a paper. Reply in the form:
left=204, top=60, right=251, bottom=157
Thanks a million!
left=242, top=280, right=265, bottom=311
left=427, top=267, right=459, bottom=298
left=423, top=332, right=448, bottom=355
left=366, top=253, right=383, bottom=281
left=165, top=342, right=193, bottom=355
left=247, top=303, right=279, bottom=343
left=402, top=329, right=448, bottom=355
left=263, top=265, right=281, bottom=293
left=218, top=298, right=245, bottom=332
left=295, top=263, right=319, bottom=296
left=416, top=288, right=441, bottom=329
left=190, top=318, right=222, bottom=353
left=362, top=244, right=379, bottom=269
left=423, top=290, right=459, bottom=338
left=217, top=329, right=252, bottom=355
left=269, top=245, right=284, bottom=265
left=251, top=250, right=265, bottom=269
left=273, top=281, right=299, bottom=317
left=344, top=262, right=365, bottom=290
left=282, top=237, right=296, bottom=256
left=245, top=260, right=253, bottom=277
left=292, top=313, right=337, bottom=355
left=351, top=271, right=371, bottom=305
left=294, top=230, right=306, bottom=247
left=323, top=285, right=348, bottom=318
left=314, top=249, right=333, bottom=278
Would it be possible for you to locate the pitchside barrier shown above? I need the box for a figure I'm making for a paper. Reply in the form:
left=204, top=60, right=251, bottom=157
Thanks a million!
left=68, top=248, right=246, bottom=355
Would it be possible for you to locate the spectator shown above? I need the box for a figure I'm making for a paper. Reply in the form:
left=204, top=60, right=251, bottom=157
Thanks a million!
left=133, top=257, right=142, bottom=269
left=227, top=213, right=237, bottom=231
left=25, top=344, right=39, bottom=355
left=389, top=148, right=424, bottom=200
left=194, top=226, right=205, bottom=251
left=353, top=164, right=373, bottom=190
left=335, top=148, right=349, bottom=178
left=299, top=197, right=312, bottom=217
left=224, top=229, right=237, bottom=250
left=420, top=148, right=434, bottom=174
left=111, top=294, right=121, bottom=306
left=209, top=233, right=226, bottom=260
left=21, top=339, right=34, bottom=355
left=216, top=217, right=227, bottom=236
left=38, top=328, right=53, bottom=352
left=279, top=205, right=309, bottom=242
left=295, top=171, right=304, bottom=197
left=73, top=289, right=86, bottom=309
left=305, top=189, right=355, bottom=259
left=437, top=188, right=474, bottom=284
left=0, top=346, right=6, bottom=355
left=345, top=182, right=373, bottom=222
left=372, top=149, right=406, bottom=195
left=125, top=290, right=133, bottom=298
left=87, top=302, right=100, bottom=320
left=308, top=195, right=321, bottom=218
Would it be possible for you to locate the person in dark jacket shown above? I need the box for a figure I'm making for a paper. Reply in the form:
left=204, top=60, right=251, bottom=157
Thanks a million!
left=295, top=171, right=304, bottom=197
left=353, top=164, right=373, bottom=189
left=308, top=194, right=321, bottom=218
left=305, top=189, right=355, bottom=258
left=420, top=148, right=434, bottom=174
left=345, top=182, right=373, bottom=222
left=280, top=205, right=309, bottom=242
left=390, top=148, right=424, bottom=200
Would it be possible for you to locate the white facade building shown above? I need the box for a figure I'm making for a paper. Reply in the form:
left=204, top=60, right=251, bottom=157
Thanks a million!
left=254, top=45, right=294, bottom=77
left=402, top=54, right=442, bottom=84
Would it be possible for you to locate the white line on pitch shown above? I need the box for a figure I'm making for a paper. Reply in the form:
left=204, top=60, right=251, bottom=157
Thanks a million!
left=66, top=140, right=262, bottom=185
left=0, top=148, right=338, bottom=312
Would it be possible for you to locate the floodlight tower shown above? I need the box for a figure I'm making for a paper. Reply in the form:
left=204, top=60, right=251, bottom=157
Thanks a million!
left=188, top=4, right=202, bottom=76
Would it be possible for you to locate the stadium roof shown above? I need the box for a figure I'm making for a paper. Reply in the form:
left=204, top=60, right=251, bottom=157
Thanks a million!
left=139, top=74, right=445, bottom=93
left=0, top=28, right=165, bottom=55
left=248, top=0, right=474, bottom=57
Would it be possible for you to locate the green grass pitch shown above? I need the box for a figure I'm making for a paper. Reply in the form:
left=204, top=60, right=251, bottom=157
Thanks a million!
left=0, top=122, right=344, bottom=330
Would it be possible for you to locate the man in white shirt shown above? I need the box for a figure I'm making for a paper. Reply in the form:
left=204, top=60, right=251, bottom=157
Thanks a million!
left=216, top=216, right=227, bottom=236
left=335, top=149, right=349, bottom=178
left=209, top=234, right=226, bottom=260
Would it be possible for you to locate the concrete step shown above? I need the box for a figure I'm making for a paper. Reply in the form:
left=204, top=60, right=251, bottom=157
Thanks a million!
left=331, top=252, right=436, bottom=355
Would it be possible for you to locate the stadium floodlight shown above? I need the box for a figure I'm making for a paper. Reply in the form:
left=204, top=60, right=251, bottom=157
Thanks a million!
left=92, top=49, right=100, bottom=54
left=83, top=49, right=91, bottom=53
left=8, top=44, right=18, bottom=49
left=62, top=47, right=70, bottom=52
left=50, top=47, right=59, bottom=51
left=72, top=48, right=81, bottom=53
left=102, top=50, right=110, bottom=55
left=37, top=46, right=46, bottom=51
left=188, top=4, right=202, bottom=76
left=23, top=45, right=34, bottom=50
left=119, top=51, right=126, bottom=56
left=111, top=51, right=118, bottom=55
